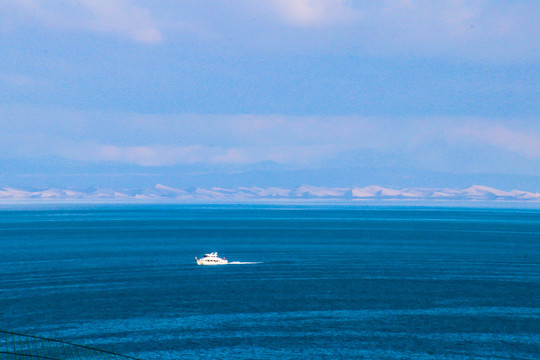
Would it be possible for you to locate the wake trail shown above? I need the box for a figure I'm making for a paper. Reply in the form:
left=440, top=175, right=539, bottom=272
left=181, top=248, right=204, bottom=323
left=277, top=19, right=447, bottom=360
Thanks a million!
left=228, top=261, right=262, bottom=265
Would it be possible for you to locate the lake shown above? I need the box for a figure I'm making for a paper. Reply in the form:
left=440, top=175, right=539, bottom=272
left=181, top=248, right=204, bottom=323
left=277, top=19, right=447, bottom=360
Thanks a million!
left=1, top=205, right=539, bottom=359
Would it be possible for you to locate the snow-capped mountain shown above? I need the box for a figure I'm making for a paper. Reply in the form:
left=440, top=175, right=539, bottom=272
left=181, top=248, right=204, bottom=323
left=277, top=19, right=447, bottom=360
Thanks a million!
left=1, top=184, right=539, bottom=202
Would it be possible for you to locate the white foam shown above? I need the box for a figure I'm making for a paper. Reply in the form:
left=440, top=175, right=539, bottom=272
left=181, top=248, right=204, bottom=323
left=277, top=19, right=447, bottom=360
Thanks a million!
left=228, top=261, right=262, bottom=265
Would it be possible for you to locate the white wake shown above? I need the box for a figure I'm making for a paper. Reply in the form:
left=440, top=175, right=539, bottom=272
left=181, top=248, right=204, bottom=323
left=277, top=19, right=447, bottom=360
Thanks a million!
left=227, top=261, right=262, bottom=265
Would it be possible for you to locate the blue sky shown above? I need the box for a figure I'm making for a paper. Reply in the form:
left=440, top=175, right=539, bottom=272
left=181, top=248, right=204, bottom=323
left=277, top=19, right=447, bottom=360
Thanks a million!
left=1, top=1, right=539, bottom=190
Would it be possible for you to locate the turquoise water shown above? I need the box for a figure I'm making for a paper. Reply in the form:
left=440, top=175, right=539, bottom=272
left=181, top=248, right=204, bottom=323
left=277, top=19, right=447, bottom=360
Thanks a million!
left=1, top=205, right=539, bottom=359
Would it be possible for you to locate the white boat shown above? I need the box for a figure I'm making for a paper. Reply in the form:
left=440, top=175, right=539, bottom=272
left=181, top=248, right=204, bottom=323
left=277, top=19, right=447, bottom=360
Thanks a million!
left=195, top=252, right=229, bottom=265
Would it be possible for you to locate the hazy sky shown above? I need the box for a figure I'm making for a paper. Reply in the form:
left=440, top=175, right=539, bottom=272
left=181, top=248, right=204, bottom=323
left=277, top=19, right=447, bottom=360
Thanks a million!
left=1, top=1, right=539, bottom=190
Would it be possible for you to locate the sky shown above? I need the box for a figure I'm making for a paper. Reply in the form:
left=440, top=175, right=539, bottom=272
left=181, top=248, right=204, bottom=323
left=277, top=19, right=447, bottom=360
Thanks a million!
left=0, top=0, right=539, bottom=191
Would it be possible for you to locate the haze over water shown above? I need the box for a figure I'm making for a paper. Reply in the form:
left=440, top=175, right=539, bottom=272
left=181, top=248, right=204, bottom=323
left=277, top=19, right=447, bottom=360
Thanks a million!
left=1, top=205, right=539, bottom=359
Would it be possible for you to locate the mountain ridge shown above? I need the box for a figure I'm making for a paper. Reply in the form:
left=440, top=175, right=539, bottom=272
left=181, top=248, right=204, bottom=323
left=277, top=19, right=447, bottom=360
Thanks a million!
left=1, top=184, right=540, bottom=202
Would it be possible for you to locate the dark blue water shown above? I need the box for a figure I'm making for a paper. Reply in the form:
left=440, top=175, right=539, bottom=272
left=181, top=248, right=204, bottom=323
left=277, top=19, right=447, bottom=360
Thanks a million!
left=1, top=205, right=539, bottom=359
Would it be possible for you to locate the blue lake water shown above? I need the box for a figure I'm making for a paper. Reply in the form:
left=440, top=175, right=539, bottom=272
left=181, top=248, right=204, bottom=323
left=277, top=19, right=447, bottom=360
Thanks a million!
left=1, top=204, right=539, bottom=359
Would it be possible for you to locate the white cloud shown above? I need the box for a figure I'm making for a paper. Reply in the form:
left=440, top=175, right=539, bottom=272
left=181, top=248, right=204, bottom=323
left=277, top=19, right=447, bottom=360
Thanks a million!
left=453, top=123, right=540, bottom=159
left=268, top=0, right=358, bottom=26
left=75, top=144, right=208, bottom=166
left=0, top=0, right=163, bottom=43
left=0, top=1, right=538, bottom=59
left=1, top=105, right=539, bottom=172
left=239, top=0, right=539, bottom=60
left=60, top=143, right=348, bottom=167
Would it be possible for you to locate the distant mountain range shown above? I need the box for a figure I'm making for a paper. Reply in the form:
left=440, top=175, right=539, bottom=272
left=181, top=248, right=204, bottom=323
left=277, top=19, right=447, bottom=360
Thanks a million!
left=1, top=184, right=540, bottom=202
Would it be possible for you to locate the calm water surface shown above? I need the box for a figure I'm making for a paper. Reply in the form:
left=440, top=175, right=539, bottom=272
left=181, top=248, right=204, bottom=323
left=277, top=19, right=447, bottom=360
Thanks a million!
left=1, top=205, right=539, bottom=359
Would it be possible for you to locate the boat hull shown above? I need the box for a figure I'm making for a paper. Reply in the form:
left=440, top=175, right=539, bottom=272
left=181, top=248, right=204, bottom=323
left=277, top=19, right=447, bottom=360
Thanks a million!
left=195, top=256, right=228, bottom=265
